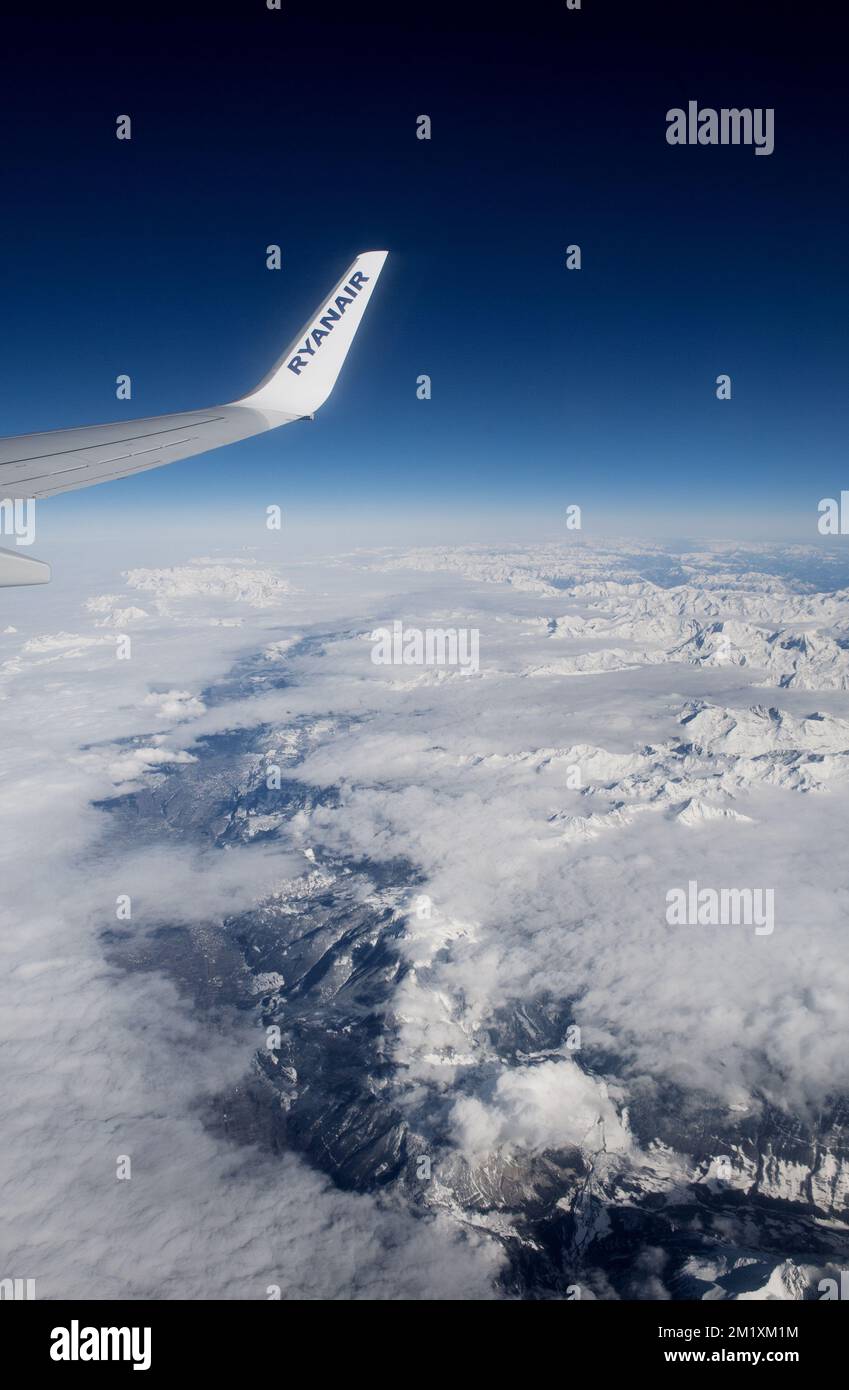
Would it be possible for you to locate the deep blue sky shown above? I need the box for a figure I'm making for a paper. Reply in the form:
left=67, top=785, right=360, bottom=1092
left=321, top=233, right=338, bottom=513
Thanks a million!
left=1, top=0, right=846, bottom=542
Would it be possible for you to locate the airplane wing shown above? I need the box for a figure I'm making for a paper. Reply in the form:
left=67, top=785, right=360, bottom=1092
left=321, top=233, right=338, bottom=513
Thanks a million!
left=0, top=250, right=387, bottom=585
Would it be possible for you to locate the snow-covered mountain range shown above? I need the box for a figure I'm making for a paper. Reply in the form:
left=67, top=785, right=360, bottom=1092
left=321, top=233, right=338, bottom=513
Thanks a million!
left=3, top=538, right=849, bottom=1299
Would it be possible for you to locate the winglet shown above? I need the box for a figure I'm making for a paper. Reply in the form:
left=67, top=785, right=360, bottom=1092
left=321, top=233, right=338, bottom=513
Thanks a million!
left=0, top=545, right=50, bottom=587
left=236, top=251, right=388, bottom=418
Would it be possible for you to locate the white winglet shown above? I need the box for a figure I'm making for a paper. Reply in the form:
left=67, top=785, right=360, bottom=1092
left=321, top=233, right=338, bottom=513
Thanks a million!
left=236, top=250, right=388, bottom=417
left=0, top=545, right=50, bottom=586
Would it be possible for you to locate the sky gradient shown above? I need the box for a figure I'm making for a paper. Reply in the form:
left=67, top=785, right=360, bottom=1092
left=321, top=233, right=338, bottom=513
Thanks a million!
left=0, top=1, right=846, bottom=547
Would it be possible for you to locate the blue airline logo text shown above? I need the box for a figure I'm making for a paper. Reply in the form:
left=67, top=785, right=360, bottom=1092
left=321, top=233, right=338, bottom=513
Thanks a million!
left=286, top=272, right=370, bottom=375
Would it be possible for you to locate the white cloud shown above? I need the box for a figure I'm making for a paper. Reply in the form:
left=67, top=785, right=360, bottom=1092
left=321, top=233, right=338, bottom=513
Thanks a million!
left=451, top=1058, right=630, bottom=1158
left=142, top=688, right=207, bottom=722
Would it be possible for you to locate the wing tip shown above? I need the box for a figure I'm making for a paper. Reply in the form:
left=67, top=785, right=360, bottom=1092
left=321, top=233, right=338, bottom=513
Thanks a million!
left=0, top=545, right=51, bottom=586
left=238, top=250, right=388, bottom=417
